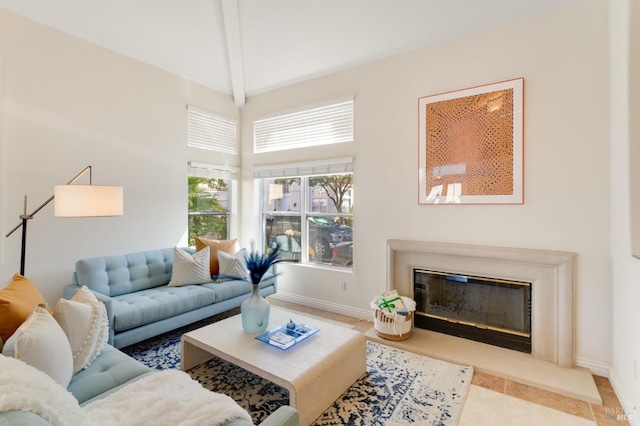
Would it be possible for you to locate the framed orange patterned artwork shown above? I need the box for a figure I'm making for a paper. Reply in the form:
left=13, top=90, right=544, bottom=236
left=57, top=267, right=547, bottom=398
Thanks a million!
left=418, top=78, right=524, bottom=204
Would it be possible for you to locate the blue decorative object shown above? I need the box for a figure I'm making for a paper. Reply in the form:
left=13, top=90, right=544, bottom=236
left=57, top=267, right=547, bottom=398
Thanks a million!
left=241, top=242, right=283, bottom=333
left=241, top=284, right=271, bottom=333
left=255, top=321, right=319, bottom=350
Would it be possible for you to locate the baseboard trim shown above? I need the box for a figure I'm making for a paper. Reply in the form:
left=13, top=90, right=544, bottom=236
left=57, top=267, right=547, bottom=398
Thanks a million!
left=269, top=292, right=371, bottom=320
left=576, top=357, right=610, bottom=377
left=608, top=367, right=639, bottom=425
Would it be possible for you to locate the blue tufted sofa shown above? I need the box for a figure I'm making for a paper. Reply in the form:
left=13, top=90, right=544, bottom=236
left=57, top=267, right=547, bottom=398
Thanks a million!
left=62, top=247, right=276, bottom=349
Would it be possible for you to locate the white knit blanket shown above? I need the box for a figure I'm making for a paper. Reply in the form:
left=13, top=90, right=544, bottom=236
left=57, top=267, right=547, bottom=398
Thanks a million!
left=0, top=355, right=86, bottom=425
left=85, top=369, right=252, bottom=426
left=0, top=355, right=253, bottom=426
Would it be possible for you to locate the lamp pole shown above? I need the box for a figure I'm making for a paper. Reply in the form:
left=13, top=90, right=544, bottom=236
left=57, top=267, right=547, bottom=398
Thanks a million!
left=19, top=217, right=28, bottom=276
left=6, top=166, right=94, bottom=276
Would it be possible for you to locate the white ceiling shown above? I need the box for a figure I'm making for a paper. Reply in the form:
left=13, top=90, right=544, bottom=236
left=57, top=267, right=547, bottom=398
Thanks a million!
left=0, top=0, right=578, bottom=106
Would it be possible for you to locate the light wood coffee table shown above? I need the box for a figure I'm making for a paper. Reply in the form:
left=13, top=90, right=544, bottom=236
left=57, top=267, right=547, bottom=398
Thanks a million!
left=181, top=307, right=366, bottom=426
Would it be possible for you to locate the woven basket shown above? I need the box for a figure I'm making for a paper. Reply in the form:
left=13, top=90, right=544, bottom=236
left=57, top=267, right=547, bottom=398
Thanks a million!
left=373, top=309, right=413, bottom=341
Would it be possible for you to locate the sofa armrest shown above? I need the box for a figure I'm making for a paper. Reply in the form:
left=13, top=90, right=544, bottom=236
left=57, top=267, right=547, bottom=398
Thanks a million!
left=223, top=406, right=299, bottom=426
left=63, top=284, right=116, bottom=346
left=258, top=406, right=300, bottom=426
left=0, top=411, right=51, bottom=426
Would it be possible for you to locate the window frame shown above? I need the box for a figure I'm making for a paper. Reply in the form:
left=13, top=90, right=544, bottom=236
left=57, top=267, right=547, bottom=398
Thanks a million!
left=188, top=162, right=239, bottom=244
left=258, top=169, right=354, bottom=269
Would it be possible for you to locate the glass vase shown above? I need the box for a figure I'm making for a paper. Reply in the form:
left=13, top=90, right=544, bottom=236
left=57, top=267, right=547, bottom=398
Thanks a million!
left=241, top=283, right=270, bottom=333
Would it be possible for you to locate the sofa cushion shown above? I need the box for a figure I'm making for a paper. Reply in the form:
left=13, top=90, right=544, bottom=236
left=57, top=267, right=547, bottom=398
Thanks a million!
left=168, top=246, right=212, bottom=287
left=2, top=305, right=74, bottom=388
left=201, top=280, right=252, bottom=302
left=0, top=273, right=51, bottom=347
left=75, top=249, right=176, bottom=297
left=69, top=344, right=151, bottom=405
left=53, top=286, right=109, bottom=374
left=217, top=249, right=250, bottom=282
left=111, top=285, right=217, bottom=332
left=195, top=237, right=237, bottom=276
left=202, top=274, right=275, bottom=302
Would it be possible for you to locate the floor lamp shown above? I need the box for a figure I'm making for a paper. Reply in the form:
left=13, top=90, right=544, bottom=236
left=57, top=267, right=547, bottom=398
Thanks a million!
left=5, top=165, right=123, bottom=276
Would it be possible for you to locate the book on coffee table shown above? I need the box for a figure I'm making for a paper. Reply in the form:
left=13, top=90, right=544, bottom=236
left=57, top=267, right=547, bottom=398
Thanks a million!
left=255, top=322, right=319, bottom=350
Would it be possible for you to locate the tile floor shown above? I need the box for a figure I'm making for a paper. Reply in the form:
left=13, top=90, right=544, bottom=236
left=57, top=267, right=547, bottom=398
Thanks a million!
left=269, top=298, right=629, bottom=426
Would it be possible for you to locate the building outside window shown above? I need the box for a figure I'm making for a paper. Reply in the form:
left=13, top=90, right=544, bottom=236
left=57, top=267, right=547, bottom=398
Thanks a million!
left=261, top=173, right=353, bottom=268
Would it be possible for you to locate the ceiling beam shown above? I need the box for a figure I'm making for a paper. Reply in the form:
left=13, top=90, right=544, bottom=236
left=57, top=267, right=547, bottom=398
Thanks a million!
left=221, top=0, right=246, bottom=107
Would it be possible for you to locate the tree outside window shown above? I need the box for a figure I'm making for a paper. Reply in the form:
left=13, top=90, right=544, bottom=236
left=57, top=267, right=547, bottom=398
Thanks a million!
left=188, top=177, right=230, bottom=245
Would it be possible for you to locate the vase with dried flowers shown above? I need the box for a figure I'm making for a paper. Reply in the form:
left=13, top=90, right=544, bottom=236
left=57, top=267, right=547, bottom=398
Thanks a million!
left=241, top=242, right=282, bottom=333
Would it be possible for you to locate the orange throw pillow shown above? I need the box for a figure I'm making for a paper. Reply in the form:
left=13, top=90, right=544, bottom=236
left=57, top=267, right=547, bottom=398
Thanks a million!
left=0, top=273, right=51, bottom=344
left=194, top=237, right=237, bottom=276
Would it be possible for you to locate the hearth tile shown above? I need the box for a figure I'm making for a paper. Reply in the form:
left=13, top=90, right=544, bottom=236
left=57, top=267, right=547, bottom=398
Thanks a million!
left=593, top=375, right=613, bottom=390
left=506, top=380, right=593, bottom=421
left=591, top=404, right=631, bottom=425
left=592, top=376, right=623, bottom=408
left=459, top=385, right=596, bottom=426
left=472, top=371, right=506, bottom=393
left=597, top=388, right=624, bottom=409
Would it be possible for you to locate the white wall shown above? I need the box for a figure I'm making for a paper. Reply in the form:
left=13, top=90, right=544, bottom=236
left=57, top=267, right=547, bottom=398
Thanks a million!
left=240, top=0, right=612, bottom=369
left=610, top=0, right=640, bottom=421
left=0, top=9, right=238, bottom=305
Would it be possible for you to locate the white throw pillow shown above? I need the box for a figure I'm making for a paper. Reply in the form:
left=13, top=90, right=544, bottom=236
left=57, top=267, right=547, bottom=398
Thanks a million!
left=2, top=304, right=73, bottom=388
left=168, top=246, right=212, bottom=287
left=217, top=249, right=250, bottom=282
left=53, top=286, right=109, bottom=374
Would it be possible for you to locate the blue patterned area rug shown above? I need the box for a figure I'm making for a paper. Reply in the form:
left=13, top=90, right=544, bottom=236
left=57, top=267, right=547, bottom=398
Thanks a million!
left=122, top=311, right=473, bottom=426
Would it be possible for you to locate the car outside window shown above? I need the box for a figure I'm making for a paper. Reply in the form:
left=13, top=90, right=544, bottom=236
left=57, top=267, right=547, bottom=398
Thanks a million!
left=261, top=173, right=353, bottom=268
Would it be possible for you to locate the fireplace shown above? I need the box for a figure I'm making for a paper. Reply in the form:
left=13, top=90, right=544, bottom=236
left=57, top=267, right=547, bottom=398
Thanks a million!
left=413, top=269, right=532, bottom=353
left=387, top=240, right=577, bottom=367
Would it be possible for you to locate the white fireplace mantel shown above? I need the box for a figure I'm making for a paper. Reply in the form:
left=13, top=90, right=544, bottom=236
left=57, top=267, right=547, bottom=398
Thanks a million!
left=386, top=239, right=576, bottom=368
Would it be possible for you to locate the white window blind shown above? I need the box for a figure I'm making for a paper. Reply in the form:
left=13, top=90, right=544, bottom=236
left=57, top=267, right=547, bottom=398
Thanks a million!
left=187, top=105, right=238, bottom=154
left=253, top=157, right=353, bottom=179
left=188, top=162, right=240, bottom=180
left=253, top=98, right=354, bottom=154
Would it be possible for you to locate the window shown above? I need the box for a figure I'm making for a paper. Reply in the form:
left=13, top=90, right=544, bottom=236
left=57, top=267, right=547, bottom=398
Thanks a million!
left=253, top=98, right=354, bottom=153
left=188, top=163, right=238, bottom=245
left=257, top=159, right=354, bottom=268
left=187, top=105, right=238, bottom=154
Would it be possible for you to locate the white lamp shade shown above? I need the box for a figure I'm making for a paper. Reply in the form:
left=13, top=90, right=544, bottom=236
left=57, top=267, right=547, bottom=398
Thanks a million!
left=54, top=185, right=123, bottom=217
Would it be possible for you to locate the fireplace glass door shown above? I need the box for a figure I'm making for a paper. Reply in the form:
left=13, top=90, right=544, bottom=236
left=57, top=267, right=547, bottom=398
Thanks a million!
left=413, top=269, right=532, bottom=352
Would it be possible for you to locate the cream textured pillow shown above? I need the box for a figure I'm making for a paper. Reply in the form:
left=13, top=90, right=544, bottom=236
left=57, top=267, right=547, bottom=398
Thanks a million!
left=217, top=249, right=250, bottom=282
left=53, top=286, right=109, bottom=374
left=168, top=246, right=212, bottom=287
left=2, top=304, right=73, bottom=388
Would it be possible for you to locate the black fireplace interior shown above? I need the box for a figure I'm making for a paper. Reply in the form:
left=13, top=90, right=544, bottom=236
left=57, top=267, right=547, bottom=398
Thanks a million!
left=413, top=269, right=532, bottom=353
